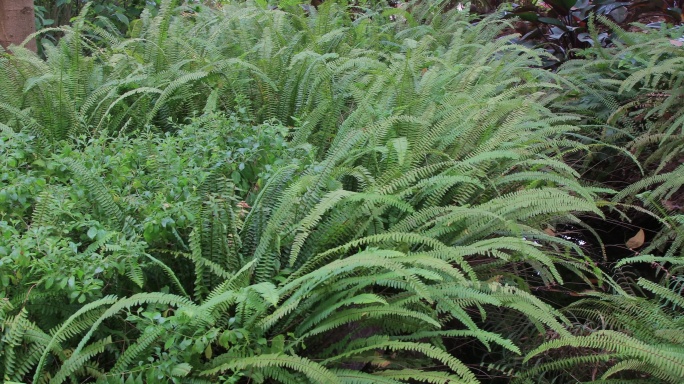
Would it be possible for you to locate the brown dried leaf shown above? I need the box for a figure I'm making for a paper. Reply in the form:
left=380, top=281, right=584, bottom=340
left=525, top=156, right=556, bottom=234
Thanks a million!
left=626, top=228, right=645, bottom=249
left=662, top=199, right=683, bottom=211
left=670, top=39, right=683, bottom=47
left=663, top=200, right=678, bottom=211
left=543, top=227, right=556, bottom=237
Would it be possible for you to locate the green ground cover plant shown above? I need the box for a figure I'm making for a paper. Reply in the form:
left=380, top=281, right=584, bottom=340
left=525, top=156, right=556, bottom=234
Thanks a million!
left=0, top=0, right=683, bottom=382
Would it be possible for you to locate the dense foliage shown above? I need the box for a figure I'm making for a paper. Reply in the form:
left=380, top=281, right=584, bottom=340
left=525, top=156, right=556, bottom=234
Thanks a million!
left=1, top=0, right=683, bottom=383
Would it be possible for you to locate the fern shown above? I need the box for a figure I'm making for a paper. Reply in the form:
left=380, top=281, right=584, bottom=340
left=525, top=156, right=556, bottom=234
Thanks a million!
left=523, top=330, right=684, bottom=382
left=201, top=354, right=341, bottom=383
left=2, top=1, right=664, bottom=382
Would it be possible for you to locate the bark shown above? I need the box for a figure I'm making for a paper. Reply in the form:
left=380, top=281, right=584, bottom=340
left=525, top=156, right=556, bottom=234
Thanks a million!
left=0, top=0, right=37, bottom=52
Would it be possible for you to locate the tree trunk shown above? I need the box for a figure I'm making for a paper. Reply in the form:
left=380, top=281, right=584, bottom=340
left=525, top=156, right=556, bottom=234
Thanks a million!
left=0, top=0, right=37, bottom=52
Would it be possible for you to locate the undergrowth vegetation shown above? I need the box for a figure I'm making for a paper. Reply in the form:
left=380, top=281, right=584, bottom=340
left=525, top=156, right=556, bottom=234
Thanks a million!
left=1, top=0, right=683, bottom=383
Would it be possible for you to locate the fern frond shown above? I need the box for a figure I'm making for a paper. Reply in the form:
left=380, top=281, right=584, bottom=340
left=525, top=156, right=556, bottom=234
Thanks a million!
left=201, top=354, right=341, bottom=383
